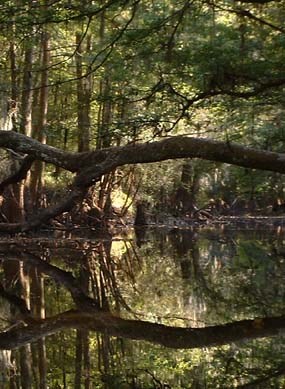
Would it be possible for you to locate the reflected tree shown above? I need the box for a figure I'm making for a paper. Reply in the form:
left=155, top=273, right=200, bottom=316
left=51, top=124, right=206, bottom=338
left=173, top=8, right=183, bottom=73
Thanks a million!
left=0, top=230, right=284, bottom=387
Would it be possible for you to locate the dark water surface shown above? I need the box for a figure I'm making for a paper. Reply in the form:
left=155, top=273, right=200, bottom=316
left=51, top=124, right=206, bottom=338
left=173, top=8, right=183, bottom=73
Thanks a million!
left=0, top=225, right=285, bottom=388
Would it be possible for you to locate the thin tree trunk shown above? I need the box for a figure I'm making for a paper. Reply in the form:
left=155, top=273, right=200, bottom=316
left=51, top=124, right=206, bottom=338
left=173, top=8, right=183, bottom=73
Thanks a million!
left=97, top=77, right=112, bottom=150
left=9, top=40, right=17, bottom=131
left=7, top=35, right=25, bottom=223
left=19, top=39, right=35, bottom=220
left=76, top=33, right=91, bottom=152
left=20, top=43, right=34, bottom=137
left=30, top=28, right=49, bottom=207
left=95, top=11, right=116, bottom=213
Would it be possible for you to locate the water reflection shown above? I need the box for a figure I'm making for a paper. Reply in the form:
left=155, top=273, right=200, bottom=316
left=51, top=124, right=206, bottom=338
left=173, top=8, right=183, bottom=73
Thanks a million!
left=0, top=226, right=284, bottom=387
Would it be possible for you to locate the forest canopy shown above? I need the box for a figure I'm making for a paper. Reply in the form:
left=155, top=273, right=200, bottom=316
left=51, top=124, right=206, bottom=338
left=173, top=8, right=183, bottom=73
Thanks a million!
left=0, top=0, right=285, bottom=232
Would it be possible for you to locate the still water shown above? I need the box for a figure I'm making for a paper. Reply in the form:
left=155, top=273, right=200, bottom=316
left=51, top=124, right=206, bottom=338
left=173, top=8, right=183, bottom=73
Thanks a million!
left=0, top=225, right=285, bottom=388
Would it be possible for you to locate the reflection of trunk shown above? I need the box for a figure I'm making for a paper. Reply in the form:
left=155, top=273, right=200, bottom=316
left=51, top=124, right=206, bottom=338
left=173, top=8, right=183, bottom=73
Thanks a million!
left=74, top=330, right=83, bottom=389
left=83, top=331, right=90, bottom=389
left=2, top=258, right=18, bottom=388
left=19, top=348, right=32, bottom=389
left=170, top=230, right=196, bottom=258
left=170, top=231, right=200, bottom=316
left=31, top=268, right=47, bottom=389
left=75, top=331, right=90, bottom=388
left=19, top=263, right=33, bottom=389
left=170, top=230, right=219, bottom=323
left=98, top=333, right=113, bottom=388
left=3, top=259, right=33, bottom=388
left=134, top=226, right=147, bottom=247
left=96, top=243, right=127, bottom=385
left=74, top=267, right=90, bottom=389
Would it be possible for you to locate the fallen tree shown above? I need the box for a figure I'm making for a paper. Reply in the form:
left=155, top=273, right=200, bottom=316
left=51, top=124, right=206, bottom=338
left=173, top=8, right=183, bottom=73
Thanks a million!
left=1, top=130, right=285, bottom=233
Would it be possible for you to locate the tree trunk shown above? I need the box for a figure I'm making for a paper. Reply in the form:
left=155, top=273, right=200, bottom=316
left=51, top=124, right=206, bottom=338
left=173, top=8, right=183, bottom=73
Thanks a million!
left=30, top=28, right=49, bottom=208
left=134, top=202, right=147, bottom=226
left=1, top=36, right=25, bottom=223
left=76, top=32, right=91, bottom=152
left=20, top=42, right=34, bottom=138
left=174, top=160, right=200, bottom=215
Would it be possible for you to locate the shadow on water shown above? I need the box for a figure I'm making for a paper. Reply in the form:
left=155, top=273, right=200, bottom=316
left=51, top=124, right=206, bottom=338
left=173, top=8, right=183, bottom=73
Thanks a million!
left=0, top=225, right=285, bottom=387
